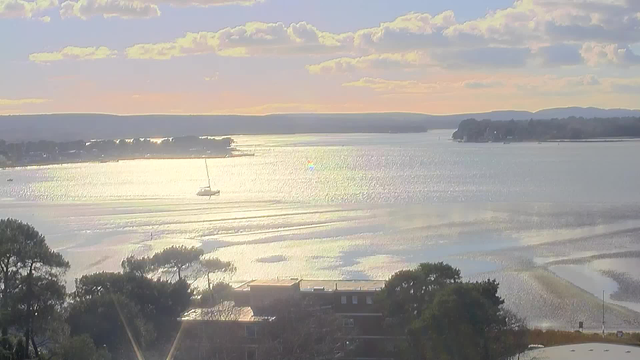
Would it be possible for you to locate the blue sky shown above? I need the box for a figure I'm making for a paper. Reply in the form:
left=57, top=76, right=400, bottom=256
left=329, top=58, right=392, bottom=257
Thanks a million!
left=1, top=0, right=640, bottom=114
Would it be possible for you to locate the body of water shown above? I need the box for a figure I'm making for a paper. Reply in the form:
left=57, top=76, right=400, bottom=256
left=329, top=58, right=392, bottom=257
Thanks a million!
left=1, top=130, right=640, bottom=330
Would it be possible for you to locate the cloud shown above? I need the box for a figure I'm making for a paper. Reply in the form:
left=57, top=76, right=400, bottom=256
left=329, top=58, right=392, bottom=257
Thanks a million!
left=462, top=79, right=505, bottom=89
left=60, top=0, right=160, bottom=19
left=38, top=14, right=49, bottom=21
left=580, top=42, right=640, bottom=66
left=343, top=75, right=603, bottom=96
left=444, top=0, right=640, bottom=45
left=29, top=46, right=117, bottom=63
left=0, top=98, right=50, bottom=106
left=354, top=11, right=457, bottom=52
left=535, top=44, right=583, bottom=66
left=306, top=53, right=427, bottom=74
left=126, top=21, right=354, bottom=59
left=342, top=78, right=445, bottom=93
left=57, top=0, right=261, bottom=19
left=432, top=47, right=532, bottom=69
left=0, top=0, right=57, bottom=18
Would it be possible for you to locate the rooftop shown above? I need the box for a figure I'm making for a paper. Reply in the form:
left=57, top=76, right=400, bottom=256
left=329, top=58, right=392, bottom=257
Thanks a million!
left=522, top=343, right=636, bottom=360
left=233, top=279, right=385, bottom=292
left=235, top=279, right=301, bottom=290
left=179, top=301, right=274, bottom=323
left=300, top=280, right=385, bottom=292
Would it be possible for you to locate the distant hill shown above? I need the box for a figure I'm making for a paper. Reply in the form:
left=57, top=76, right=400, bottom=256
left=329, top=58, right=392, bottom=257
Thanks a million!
left=1, top=107, right=639, bottom=142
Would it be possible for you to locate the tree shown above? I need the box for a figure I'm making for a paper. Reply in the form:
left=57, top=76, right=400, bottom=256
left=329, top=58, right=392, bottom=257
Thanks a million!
left=0, top=219, right=69, bottom=357
left=199, top=258, right=236, bottom=291
left=72, top=271, right=192, bottom=348
left=380, top=262, right=461, bottom=327
left=0, top=219, right=22, bottom=332
left=51, top=335, right=111, bottom=360
left=120, top=256, right=151, bottom=277
left=150, top=246, right=204, bottom=281
left=410, top=281, right=527, bottom=360
left=67, top=293, right=154, bottom=359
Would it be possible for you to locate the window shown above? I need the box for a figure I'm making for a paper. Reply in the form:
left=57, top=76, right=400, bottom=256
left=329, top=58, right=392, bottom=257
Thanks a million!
left=245, top=347, right=258, bottom=360
left=341, top=295, right=347, bottom=304
left=352, top=295, right=358, bottom=304
left=366, top=295, right=373, bottom=304
left=342, top=318, right=355, bottom=327
left=245, top=325, right=257, bottom=338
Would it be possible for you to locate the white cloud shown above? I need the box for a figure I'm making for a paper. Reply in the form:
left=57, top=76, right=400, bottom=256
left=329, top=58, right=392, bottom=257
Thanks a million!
left=29, top=46, right=117, bottom=63
left=38, top=14, right=50, bottom=21
left=580, top=42, right=640, bottom=66
left=306, top=53, right=427, bottom=74
left=58, top=0, right=261, bottom=19
left=463, top=79, right=505, bottom=89
left=0, top=98, right=50, bottom=105
left=126, top=21, right=354, bottom=59
left=0, top=0, right=57, bottom=18
left=343, top=75, right=603, bottom=96
left=60, top=0, right=160, bottom=19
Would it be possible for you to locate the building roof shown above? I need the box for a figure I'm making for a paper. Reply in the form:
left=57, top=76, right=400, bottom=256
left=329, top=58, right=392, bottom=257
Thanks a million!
left=299, top=280, right=385, bottom=292
left=179, top=301, right=274, bottom=323
left=233, top=279, right=385, bottom=292
left=234, top=279, right=301, bottom=290
left=521, top=343, right=637, bottom=360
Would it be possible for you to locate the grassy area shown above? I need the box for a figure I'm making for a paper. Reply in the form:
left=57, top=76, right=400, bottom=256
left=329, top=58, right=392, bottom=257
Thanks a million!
left=528, top=329, right=640, bottom=347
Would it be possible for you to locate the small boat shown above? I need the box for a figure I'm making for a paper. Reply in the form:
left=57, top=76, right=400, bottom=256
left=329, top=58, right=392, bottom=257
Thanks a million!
left=196, top=159, right=220, bottom=198
left=6, top=178, right=13, bottom=182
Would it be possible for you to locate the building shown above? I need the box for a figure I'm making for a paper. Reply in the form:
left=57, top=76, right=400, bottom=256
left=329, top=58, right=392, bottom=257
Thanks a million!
left=178, top=278, right=399, bottom=360
left=520, top=343, right=636, bottom=360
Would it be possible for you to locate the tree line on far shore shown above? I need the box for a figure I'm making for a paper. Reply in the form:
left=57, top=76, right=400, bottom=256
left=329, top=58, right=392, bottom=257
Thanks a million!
left=6, top=217, right=629, bottom=360
left=452, top=117, right=640, bottom=142
left=0, top=136, right=234, bottom=167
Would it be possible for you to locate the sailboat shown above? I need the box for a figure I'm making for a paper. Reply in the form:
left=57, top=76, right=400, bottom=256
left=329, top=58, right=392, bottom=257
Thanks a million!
left=196, top=159, right=220, bottom=197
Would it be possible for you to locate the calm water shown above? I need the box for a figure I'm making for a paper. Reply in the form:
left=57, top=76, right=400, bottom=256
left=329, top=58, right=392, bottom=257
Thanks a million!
left=1, top=130, right=640, bottom=329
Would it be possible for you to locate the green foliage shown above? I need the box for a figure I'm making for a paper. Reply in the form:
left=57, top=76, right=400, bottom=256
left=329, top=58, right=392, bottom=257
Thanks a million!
left=12, top=338, right=25, bottom=360
left=199, top=257, right=236, bottom=291
left=380, top=262, right=461, bottom=326
left=150, top=246, right=204, bottom=281
left=0, top=218, right=69, bottom=357
left=453, top=117, right=640, bottom=142
left=51, top=335, right=111, bottom=360
left=72, top=271, right=192, bottom=346
left=412, top=281, right=506, bottom=360
left=381, top=264, right=527, bottom=360
left=67, top=294, right=154, bottom=359
left=196, top=282, right=233, bottom=308
left=120, top=256, right=151, bottom=277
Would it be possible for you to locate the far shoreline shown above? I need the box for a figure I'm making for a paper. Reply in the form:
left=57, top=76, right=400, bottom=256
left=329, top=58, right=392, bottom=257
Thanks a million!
left=1, top=152, right=255, bottom=170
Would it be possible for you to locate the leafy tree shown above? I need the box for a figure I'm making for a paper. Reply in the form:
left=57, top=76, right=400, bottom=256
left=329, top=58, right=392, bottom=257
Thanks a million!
left=196, top=282, right=233, bottom=308
left=72, top=271, right=192, bottom=350
left=13, top=338, right=26, bottom=360
left=67, top=293, right=154, bottom=359
left=409, top=281, right=527, bottom=360
left=380, top=262, right=461, bottom=327
left=51, top=335, right=111, bottom=360
left=199, top=258, right=236, bottom=291
left=120, top=256, right=151, bottom=277
left=150, top=246, right=204, bottom=281
left=0, top=219, right=69, bottom=357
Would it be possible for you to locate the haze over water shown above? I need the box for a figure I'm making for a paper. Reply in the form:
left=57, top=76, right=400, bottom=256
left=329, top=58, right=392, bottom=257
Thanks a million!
left=1, top=130, right=640, bottom=330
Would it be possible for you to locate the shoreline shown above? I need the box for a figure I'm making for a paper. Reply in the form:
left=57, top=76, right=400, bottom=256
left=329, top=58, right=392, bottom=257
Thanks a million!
left=1, top=152, right=254, bottom=170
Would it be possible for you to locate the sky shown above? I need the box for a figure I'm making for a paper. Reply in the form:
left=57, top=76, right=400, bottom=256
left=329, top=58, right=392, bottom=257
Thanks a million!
left=1, top=0, right=640, bottom=115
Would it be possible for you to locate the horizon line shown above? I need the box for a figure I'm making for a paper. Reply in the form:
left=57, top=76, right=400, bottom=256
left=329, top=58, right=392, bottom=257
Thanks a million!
left=2, top=106, right=640, bottom=118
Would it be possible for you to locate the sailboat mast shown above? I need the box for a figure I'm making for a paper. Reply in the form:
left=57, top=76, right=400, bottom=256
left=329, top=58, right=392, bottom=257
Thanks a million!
left=205, top=159, right=211, bottom=188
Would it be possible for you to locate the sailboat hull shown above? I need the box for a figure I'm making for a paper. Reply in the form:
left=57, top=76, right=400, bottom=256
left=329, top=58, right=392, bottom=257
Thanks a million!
left=197, top=189, right=220, bottom=196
